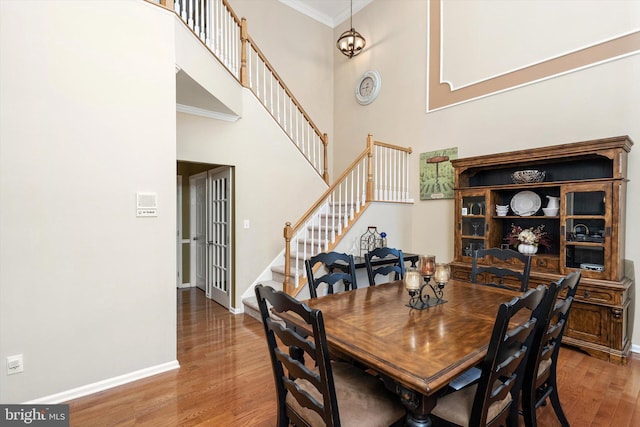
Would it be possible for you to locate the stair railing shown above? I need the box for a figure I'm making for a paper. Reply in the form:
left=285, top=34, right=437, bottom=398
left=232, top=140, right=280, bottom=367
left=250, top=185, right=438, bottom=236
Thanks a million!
left=283, top=134, right=412, bottom=294
left=151, top=0, right=328, bottom=183
left=243, top=34, right=329, bottom=182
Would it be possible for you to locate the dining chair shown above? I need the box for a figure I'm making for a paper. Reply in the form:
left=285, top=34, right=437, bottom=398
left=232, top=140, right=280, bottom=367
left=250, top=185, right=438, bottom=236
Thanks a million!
left=305, top=251, right=358, bottom=298
left=520, top=270, right=581, bottom=427
left=254, top=284, right=406, bottom=427
left=430, top=285, right=547, bottom=427
left=365, top=247, right=405, bottom=286
left=471, top=247, right=533, bottom=292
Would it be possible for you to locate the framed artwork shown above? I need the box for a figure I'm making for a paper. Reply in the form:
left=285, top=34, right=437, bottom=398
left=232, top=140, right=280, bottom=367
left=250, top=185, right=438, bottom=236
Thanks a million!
left=420, top=147, right=457, bottom=200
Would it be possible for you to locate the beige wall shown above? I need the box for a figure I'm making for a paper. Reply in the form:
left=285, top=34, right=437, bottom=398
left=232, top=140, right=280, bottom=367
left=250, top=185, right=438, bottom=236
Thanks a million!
left=229, top=0, right=336, bottom=175
left=332, top=0, right=640, bottom=346
left=0, top=0, right=177, bottom=403
left=177, top=91, right=328, bottom=309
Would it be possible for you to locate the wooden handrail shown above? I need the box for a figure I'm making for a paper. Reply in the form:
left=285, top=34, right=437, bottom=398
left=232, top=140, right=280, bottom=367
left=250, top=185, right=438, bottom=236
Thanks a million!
left=244, top=34, right=324, bottom=140
left=286, top=134, right=412, bottom=247
left=147, top=0, right=329, bottom=184
left=290, top=148, right=369, bottom=232
left=373, top=140, right=413, bottom=153
left=282, top=134, right=413, bottom=294
left=220, top=0, right=242, bottom=26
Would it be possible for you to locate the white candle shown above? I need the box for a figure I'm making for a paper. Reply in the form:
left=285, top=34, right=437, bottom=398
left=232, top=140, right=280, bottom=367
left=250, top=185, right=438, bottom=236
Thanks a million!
left=434, top=263, right=450, bottom=283
left=405, top=269, right=422, bottom=291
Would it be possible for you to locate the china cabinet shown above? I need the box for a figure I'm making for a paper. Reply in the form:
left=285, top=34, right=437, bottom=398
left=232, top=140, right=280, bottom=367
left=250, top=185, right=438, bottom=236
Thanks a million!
left=450, top=136, right=633, bottom=364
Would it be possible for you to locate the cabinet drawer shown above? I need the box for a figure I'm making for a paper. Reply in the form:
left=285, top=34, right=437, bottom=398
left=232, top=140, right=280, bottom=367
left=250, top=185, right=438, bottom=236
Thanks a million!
left=574, top=284, right=616, bottom=305
left=452, top=268, right=472, bottom=282
left=530, top=256, right=559, bottom=272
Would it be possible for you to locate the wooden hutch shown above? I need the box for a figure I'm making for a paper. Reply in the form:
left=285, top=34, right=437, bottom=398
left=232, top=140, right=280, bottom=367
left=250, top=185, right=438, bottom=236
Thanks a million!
left=450, top=136, right=633, bottom=364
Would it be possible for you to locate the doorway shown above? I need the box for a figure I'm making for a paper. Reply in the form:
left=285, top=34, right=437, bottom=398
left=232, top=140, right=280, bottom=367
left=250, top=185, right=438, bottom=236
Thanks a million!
left=177, top=162, right=233, bottom=309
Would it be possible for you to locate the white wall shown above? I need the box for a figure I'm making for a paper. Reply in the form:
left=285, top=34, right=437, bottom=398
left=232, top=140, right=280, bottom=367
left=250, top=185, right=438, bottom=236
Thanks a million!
left=0, top=0, right=177, bottom=403
left=176, top=91, right=328, bottom=309
left=332, top=1, right=640, bottom=345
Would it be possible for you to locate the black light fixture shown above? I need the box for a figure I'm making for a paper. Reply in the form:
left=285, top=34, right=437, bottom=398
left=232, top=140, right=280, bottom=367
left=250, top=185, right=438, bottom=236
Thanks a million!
left=336, top=0, right=366, bottom=58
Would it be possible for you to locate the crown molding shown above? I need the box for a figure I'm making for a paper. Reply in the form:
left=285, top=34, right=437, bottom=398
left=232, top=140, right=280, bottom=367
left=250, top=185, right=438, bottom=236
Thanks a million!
left=279, top=0, right=373, bottom=28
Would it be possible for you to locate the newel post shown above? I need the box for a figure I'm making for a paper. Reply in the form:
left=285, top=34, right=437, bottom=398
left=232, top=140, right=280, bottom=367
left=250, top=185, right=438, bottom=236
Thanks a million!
left=322, top=133, right=329, bottom=184
left=366, top=133, right=374, bottom=201
left=240, top=18, right=248, bottom=87
left=283, top=222, right=293, bottom=294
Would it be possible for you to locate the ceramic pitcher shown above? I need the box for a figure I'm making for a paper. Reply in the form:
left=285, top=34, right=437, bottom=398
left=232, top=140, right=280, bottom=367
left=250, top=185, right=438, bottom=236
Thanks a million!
left=546, top=195, right=560, bottom=209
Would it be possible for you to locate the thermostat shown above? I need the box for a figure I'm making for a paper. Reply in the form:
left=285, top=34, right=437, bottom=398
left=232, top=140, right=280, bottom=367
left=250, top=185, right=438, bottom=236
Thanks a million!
left=137, top=192, right=158, bottom=217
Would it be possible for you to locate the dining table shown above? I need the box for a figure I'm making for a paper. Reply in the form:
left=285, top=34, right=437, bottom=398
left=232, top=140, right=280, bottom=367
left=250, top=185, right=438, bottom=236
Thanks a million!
left=278, top=278, right=521, bottom=427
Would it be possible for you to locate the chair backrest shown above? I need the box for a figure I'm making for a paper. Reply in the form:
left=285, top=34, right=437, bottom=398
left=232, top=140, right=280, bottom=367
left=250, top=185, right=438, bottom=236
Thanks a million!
left=255, top=284, right=340, bottom=426
left=365, top=247, right=405, bottom=286
left=522, top=271, right=581, bottom=412
left=470, top=285, right=547, bottom=427
left=305, top=251, right=357, bottom=298
left=471, top=247, right=533, bottom=292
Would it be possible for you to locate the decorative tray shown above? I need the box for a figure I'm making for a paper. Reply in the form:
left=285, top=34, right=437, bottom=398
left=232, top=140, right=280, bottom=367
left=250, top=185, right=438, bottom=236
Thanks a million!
left=510, top=191, right=541, bottom=216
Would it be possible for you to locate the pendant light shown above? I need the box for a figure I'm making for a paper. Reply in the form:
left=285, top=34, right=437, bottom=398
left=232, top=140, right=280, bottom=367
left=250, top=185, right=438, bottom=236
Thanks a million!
left=336, top=0, right=366, bottom=58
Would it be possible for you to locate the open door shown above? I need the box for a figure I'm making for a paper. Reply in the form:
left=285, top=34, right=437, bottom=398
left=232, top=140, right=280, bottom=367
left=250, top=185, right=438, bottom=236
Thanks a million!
left=206, top=167, right=232, bottom=308
left=190, top=172, right=207, bottom=292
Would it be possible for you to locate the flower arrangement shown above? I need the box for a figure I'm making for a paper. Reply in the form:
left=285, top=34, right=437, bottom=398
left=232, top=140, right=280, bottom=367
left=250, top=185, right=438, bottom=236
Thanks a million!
left=506, top=224, right=551, bottom=249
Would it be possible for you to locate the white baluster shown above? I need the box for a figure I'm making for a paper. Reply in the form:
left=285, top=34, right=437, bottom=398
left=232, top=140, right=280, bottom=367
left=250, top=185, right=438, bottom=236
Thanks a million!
left=349, top=174, right=354, bottom=220
left=188, top=0, right=194, bottom=28
left=194, top=0, right=200, bottom=38
left=205, top=0, right=212, bottom=46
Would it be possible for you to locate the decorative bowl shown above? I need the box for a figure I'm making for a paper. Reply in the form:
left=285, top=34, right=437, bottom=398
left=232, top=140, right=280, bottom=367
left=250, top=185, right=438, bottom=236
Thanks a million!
left=542, top=207, right=558, bottom=216
left=511, top=170, right=545, bottom=184
left=496, top=205, right=509, bottom=216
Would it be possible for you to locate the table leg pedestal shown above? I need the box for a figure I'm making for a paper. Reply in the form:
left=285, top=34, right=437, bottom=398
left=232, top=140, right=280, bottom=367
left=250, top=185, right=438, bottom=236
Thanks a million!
left=396, top=384, right=437, bottom=427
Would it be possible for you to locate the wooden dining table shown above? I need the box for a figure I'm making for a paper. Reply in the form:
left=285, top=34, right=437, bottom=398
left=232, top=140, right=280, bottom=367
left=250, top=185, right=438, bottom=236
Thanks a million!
left=278, top=279, right=521, bottom=427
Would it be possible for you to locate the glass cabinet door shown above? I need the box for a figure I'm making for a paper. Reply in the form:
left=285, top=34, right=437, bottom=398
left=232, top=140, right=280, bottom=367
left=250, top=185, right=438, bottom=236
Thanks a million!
left=561, top=183, right=611, bottom=278
left=459, top=191, right=487, bottom=259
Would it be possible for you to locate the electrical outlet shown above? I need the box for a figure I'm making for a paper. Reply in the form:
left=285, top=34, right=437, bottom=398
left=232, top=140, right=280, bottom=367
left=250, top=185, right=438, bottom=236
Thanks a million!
left=7, top=354, right=23, bottom=375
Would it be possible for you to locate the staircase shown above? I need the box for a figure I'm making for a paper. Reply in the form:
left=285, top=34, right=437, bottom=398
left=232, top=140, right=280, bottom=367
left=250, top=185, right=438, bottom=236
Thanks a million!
left=244, top=136, right=413, bottom=320
left=243, top=201, right=361, bottom=321
left=150, top=0, right=414, bottom=317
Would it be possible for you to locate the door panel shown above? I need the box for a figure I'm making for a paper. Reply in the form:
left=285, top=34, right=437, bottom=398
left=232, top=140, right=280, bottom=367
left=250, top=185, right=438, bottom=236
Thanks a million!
left=207, top=167, right=232, bottom=308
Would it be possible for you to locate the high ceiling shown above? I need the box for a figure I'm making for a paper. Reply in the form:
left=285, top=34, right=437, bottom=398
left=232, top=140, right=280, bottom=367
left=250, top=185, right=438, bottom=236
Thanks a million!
left=278, top=0, right=373, bottom=28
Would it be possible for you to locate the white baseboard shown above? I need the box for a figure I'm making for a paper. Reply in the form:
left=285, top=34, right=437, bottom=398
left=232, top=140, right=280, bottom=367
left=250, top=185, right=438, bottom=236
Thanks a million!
left=25, top=360, right=180, bottom=404
left=177, top=283, right=193, bottom=288
left=631, top=344, right=640, bottom=354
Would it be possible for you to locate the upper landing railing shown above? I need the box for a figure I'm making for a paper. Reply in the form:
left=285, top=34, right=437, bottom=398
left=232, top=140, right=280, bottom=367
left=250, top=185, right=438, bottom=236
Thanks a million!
left=151, top=0, right=328, bottom=182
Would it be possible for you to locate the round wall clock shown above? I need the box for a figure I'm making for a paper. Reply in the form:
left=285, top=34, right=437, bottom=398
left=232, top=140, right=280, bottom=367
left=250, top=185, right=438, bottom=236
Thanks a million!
left=355, top=70, right=381, bottom=105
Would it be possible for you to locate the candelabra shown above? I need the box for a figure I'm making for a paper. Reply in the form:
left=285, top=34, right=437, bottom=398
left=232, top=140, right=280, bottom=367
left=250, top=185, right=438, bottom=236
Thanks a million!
left=404, top=261, right=450, bottom=310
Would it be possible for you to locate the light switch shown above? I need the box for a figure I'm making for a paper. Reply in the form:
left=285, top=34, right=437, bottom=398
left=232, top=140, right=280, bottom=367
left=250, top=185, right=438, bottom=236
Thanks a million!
left=243, top=220, right=250, bottom=229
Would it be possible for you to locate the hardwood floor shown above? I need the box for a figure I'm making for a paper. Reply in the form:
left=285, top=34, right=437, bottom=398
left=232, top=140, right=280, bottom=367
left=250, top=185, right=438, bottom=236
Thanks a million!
left=68, top=288, right=640, bottom=426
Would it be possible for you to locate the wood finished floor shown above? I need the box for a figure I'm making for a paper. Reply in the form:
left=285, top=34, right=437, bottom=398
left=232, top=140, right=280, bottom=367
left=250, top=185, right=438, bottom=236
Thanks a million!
left=68, top=288, right=640, bottom=426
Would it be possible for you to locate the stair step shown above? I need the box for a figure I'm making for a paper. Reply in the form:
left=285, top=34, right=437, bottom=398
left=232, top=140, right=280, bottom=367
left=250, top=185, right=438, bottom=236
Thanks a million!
left=243, top=280, right=284, bottom=322
left=271, top=264, right=304, bottom=279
